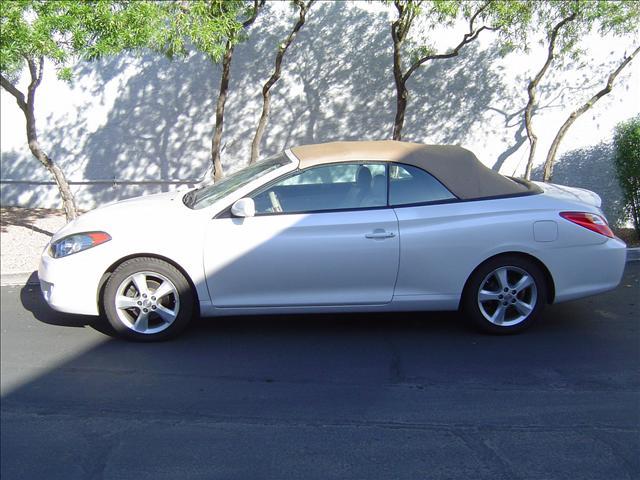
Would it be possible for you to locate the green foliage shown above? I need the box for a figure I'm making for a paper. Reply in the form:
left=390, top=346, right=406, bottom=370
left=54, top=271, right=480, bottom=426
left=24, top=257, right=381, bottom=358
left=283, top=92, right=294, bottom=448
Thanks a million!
left=430, top=0, right=461, bottom=24
left=400, top=0, right=537, bottom=65
left=614, top=116, right=640, bottom=234
left=0, top=0, right=258, bottom=79
left=410, top=44, right=436, bottom=64
left=393, top=0, right=462, bottom=67
left=530, top=0, right=638, bottom=54
left=158, top=0, right=249, bottom=61
left=485, top=0, right=535, bottom=51
left=78, top=1, right=168, bottom=60
left=0, top=0, right=166, bottom=78
left=484, top=0, right=640, bottom=58
left=57, top=65, right=73, bottom=81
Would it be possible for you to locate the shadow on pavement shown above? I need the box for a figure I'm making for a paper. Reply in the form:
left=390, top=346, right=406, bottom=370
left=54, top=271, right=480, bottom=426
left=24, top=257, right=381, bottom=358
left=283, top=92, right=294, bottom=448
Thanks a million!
left=2, top=265, right=638, bottom=479
left=19, top=282, right=116, bottom=336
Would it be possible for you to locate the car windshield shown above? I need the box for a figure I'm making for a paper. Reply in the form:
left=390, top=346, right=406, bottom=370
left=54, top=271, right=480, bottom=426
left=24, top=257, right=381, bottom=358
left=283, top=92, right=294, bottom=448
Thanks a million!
left=184, top=153, right=292, bottom=210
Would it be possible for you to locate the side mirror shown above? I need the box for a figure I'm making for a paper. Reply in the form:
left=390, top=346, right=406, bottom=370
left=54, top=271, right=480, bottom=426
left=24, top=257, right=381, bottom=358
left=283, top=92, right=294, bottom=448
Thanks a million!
left=231, top=197, right=256, bottom=218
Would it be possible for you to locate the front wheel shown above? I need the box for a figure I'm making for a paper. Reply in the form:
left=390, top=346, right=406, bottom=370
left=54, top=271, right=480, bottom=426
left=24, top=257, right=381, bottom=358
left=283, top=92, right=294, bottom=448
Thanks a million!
left=103, top=257, right=194, bottom=341
left=462, top=256, right=547, bottom=334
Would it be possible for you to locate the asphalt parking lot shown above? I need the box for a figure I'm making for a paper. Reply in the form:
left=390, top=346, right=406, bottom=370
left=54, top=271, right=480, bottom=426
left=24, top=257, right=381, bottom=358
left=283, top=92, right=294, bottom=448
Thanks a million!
left=1, top=263, right=638, bottom=480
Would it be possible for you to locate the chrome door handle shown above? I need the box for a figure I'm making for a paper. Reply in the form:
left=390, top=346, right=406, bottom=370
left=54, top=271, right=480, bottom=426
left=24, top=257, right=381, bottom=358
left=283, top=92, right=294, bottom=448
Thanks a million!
left=365, top=230, right=396, bottom=239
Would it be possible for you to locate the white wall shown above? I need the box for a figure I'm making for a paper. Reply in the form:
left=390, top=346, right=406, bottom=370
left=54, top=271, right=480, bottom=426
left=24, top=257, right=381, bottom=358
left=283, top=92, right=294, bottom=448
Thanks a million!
left=1, top=1, right=639, bottom=225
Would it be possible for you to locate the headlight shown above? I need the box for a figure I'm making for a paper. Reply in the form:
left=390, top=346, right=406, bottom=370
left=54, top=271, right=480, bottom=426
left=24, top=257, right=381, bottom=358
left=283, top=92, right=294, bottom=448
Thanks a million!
left=50, top=232, right=111, bottom=258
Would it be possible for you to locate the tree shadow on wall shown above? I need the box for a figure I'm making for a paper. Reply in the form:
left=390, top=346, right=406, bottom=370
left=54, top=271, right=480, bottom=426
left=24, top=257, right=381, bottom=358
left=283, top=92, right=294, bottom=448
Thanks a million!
left=404, top=44, right=503, bottom=145
left=3, top=2, right=521, bottom=209
left=486, top=52, right=621, bottom=174
left=531, top=142, right=626, bottom=227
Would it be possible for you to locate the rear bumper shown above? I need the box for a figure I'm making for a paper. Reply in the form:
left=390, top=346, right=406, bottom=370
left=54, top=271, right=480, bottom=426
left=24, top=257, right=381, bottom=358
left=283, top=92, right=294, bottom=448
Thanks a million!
left=547, top=237, right=627, bottom=304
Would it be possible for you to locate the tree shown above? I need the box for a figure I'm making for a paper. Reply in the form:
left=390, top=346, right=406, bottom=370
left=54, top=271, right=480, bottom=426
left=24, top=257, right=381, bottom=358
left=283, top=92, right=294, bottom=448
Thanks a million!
left=161, top=0, right=265, bottom=180
left=522, top=8, right=576, bottom=180
left=114, top=0, right=264, bottom=182
left=613, top=116, right=640, bottom=236
left=543, top=45, right=640, bottom=181
left=209, top=1, right=264, bottom=180
left=389, top=0, right=530, bottom=141
left=0, top=0, right=164, bottom=221
left=249, top=0, right=314, bottom=165
left=521, top=0, right=640, bottom=180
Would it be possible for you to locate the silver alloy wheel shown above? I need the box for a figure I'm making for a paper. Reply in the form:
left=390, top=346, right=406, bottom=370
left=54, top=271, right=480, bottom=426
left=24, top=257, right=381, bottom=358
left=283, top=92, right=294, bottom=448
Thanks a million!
left=477, top=266, right=537, bottom=327
left=114, top=271, right=180, bottom=334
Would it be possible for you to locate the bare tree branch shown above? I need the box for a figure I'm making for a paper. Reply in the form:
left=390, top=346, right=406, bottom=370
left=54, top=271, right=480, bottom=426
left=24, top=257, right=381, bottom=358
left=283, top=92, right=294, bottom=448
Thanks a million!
left=542, top=45, right=640, bottom=181
left=36, top=56, right=45, bottom=87
left=0, top=73, right=28, bottom=113
left=403, top=1, right=493, bottom=81
left=7, top=56, right=78, bottom=220
left=523, top=11, right=578, bottom=180
left=211, top=0, right=265, bottom=180
left=391, top=1, right=491, bottom=139
left=250, top=0, right=314, bottom=164
left=242, top=0, right=265, bottom=29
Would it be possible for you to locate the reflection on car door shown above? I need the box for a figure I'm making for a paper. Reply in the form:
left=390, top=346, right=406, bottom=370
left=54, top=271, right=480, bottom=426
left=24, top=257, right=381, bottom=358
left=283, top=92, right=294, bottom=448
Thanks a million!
left=204, top=209, right=400, bottom=307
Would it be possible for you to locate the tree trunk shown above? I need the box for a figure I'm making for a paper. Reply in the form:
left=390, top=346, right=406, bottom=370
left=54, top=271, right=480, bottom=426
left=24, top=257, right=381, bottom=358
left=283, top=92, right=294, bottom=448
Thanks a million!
left=632, top=193, right=640, bottom=237
left=390, top=1, right=490, bottom=141
left=542, top=45, right=640, bottom=182
left=1, top=58, right=78, bottom=222
left=210, top=1, right=264, bottom=180
left=391, top=7, right=407, bottom=142
left=522, top=12, right=577, bottom=180
left=250, top=0, right=312, bottom=164
left=250, top=87, right=272, bottom=164
left=523, top=81, right=538, bottom=180
left=211, top=42, right=234, bottom=181
left=392, top=82, right=407, bottom=141
left=542, top=112, right=573, bottom=182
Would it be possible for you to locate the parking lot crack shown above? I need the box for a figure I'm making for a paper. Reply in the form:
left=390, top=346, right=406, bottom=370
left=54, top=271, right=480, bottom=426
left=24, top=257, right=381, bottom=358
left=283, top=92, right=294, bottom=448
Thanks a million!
left=384, top=335, right=404, bottom=383
left=451, top=430, right=522, bottom=480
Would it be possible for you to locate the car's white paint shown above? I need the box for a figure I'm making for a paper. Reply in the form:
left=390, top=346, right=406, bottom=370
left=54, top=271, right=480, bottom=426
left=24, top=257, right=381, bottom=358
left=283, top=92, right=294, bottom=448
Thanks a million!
left=230, top=197, right=256, bottom=218
left=38, top=149, right=627, bottom=319
left=204, top=209, right=400, bottom=307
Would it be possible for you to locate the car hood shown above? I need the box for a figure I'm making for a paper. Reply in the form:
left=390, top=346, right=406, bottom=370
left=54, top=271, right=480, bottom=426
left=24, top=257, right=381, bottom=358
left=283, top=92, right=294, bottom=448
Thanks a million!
left=52, top=191, right=188, bottom=241
left=532, top=181, right=602, bottom=209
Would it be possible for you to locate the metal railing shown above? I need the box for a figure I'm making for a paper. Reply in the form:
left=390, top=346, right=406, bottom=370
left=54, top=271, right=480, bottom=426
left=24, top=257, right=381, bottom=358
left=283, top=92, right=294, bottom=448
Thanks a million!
left=0, top=178, right=203, bottom=185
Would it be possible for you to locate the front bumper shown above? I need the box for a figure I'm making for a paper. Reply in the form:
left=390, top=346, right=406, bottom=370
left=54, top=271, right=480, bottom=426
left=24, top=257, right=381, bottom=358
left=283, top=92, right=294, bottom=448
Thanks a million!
left=38, top=248, right=104, bottom=316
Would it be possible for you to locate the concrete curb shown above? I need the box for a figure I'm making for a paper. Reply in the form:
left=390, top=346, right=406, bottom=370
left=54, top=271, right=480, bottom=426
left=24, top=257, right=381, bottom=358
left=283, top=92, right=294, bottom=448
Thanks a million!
left=2, top=247, right=639, bottom=287
left=1, top=271, right=39, bottom=287
left=627, top=247, right=640, bottom=263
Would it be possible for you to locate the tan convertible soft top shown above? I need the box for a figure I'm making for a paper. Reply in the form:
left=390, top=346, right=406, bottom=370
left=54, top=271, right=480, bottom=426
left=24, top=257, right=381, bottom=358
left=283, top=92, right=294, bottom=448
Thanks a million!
left=290, top=141, right=528, bottom=200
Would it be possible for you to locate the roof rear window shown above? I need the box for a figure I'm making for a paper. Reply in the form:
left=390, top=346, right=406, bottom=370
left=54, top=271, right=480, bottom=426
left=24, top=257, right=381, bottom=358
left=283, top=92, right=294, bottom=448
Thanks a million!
left=389, top=164, right=456, bottom=206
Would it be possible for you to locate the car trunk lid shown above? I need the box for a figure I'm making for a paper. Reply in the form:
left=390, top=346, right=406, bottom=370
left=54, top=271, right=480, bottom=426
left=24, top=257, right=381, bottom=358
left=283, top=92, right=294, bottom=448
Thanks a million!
left=532, top=181, right=602, bottom=208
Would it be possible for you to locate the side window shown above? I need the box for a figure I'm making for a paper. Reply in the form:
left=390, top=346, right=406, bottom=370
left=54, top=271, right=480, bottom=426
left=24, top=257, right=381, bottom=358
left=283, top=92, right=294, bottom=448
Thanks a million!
left=389, top=164, right=456, bottom=206
left=252, top=163, right=387, bottom=214
left=279, top=164, right=358, bottom=185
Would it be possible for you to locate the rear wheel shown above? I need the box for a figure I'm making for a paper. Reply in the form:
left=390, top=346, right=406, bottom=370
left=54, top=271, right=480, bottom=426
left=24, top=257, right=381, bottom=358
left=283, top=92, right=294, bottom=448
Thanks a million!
left=103, top=257, right=194, bottom=341
left=462, top=255, right=547, bottom=334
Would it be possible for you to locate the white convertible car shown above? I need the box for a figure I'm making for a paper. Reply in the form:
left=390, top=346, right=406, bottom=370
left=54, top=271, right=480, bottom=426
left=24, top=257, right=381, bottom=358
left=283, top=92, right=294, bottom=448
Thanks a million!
left=39, top=141, right=627, bottom=340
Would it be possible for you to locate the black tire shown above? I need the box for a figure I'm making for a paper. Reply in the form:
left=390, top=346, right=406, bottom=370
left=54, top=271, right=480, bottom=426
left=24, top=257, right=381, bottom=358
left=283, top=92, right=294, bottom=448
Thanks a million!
left=103, top=257, right=194, bottom=341
left=461, top=255, right=547, bottom=334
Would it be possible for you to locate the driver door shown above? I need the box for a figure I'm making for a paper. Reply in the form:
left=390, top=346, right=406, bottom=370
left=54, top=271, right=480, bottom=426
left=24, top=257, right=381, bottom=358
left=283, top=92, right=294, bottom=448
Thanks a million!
left=203, top=163, right=400, bottom=308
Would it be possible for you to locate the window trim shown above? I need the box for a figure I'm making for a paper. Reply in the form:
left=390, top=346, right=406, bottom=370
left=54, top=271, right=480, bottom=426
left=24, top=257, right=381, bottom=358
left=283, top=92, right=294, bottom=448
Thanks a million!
left=217, top=161, right=391, bottom=218
left=214, top=160, right=542, bottom=219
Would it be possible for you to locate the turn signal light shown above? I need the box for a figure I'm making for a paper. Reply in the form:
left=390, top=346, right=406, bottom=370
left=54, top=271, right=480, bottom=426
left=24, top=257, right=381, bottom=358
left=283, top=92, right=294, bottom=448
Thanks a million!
left=560, top=212, right=614, bottom=238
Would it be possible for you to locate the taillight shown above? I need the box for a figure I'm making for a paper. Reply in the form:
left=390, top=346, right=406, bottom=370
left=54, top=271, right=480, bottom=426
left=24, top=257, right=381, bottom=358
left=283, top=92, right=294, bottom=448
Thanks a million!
left=560, top=212, right=614, bottom=238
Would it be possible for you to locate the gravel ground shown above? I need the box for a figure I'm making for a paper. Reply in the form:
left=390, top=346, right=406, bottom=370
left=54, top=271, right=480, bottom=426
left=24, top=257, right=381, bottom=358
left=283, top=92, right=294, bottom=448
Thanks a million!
left=0, top=208, right=67, bottom=276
